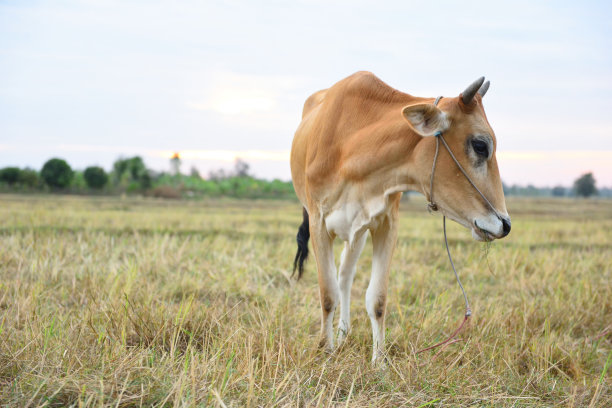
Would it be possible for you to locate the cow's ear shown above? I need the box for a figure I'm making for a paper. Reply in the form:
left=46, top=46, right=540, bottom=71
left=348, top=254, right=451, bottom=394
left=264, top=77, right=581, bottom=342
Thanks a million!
left=401, top=104, right=449, bottom=137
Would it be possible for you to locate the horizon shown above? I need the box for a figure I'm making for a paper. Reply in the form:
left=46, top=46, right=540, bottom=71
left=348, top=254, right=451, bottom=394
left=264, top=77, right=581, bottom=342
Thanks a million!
left=2, top=150, right=610, bottom=190
left=2, top=1, right=611, bottom=187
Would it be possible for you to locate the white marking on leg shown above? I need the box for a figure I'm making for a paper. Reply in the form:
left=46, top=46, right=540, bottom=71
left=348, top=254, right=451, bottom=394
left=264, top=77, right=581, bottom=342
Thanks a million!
left=366, top=214, right=397, bottom=363
left=337, top=233, right=367, bottom=346
left=310, top=219, right=338, bottom=351
left=365, top=280, right=385, bottom=363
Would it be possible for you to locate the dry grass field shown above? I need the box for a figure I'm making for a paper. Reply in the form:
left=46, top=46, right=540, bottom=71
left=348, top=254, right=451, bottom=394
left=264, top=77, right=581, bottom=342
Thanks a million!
left=0, top=194, right=610, bottom=407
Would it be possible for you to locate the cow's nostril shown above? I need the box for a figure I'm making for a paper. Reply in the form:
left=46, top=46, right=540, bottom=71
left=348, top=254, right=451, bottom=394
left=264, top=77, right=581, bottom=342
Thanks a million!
left=501, top=217, right=511, bottom=236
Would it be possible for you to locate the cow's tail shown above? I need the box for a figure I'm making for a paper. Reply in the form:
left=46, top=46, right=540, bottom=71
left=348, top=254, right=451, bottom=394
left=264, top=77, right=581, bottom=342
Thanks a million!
left=292, top=207, right=310, bottom=279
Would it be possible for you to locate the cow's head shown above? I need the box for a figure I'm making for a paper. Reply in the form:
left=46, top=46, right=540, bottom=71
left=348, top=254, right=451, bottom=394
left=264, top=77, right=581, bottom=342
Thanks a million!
left=402, top=77, right=511, bottom=241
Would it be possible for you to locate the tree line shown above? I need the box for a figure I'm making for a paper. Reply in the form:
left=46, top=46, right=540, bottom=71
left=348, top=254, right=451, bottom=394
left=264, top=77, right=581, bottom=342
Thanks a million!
left=0, top=157, right=605, bottom=199
left=0, top=157, right=296, bottom=199
left=503, top=173, right=604, bottom=198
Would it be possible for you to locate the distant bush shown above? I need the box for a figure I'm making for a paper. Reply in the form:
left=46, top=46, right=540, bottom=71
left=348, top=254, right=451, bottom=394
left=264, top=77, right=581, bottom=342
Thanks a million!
left=551, top=186, right=566, bottom=197
left=19, top=168, right=39, bottom=188
left=149, top=185, right=182, bottom=199
left=41, top=158, right=73, bottom=189
left=151, top=171, right=295, bottom=199
left=84, top=166, right=109, bottom=189
left=0, top=167, right=21, bottom=185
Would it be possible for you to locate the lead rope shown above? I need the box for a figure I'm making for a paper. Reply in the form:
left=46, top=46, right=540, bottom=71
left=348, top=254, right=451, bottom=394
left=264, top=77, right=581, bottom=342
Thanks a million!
left=416, top=216, right=471, bottom=355
left=417, top=96, right=477, bottom=356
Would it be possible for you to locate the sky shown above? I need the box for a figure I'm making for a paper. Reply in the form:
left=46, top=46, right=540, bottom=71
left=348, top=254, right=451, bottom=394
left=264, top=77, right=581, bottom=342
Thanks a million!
left=1, top=0, right=611, bottom=186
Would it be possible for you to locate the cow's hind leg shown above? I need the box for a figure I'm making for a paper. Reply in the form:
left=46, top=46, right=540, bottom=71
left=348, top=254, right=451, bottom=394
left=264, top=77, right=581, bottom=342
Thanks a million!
left=337, top=233, right=367, bottom=346
left=309, top=219, right=338, bottom=351
left=366, top=199, right=399, bottom=364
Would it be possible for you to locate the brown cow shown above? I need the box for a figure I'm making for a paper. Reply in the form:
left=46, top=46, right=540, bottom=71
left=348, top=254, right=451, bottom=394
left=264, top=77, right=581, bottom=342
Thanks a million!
left=290, top=71, right=510, bottom=363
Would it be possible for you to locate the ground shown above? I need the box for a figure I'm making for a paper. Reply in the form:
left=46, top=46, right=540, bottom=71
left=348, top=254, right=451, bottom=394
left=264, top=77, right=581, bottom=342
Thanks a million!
left=0, top=194, right=610, bottom=407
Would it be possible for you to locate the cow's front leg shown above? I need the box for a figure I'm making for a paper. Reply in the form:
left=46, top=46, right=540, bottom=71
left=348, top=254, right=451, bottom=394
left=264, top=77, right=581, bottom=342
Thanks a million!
left=366, top=207, right=399, bottom=364
left=310, top=218, right=338, bottom=352
left=337, top=233, right=367, bottom=346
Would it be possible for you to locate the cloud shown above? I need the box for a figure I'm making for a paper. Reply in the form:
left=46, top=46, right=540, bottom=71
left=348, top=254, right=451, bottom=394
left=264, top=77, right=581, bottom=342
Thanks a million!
left=187, top=71, right=306, bottom=115
left=188, top=94, right=276, bottom=115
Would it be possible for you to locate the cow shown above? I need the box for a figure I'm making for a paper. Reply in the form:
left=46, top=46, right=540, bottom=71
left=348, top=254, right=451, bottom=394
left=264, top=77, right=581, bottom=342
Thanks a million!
left=289, top=71, right=511, bottom=363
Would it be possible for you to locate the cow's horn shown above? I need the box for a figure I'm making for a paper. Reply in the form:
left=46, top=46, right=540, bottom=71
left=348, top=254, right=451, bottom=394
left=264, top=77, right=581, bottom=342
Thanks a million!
left=461, top=76, right=485, bottom=105
left=478, top=80, right=490, bottom=98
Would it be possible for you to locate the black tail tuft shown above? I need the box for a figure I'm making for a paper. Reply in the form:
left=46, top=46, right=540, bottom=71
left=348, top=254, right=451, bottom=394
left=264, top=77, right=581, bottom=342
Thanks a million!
left=292, top=207, right=310, bottom=280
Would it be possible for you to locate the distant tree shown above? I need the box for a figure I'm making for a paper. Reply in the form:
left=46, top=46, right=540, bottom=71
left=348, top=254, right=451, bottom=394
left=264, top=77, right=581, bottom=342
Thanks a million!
left=525, top=184, right=540, bottom=197
left=71, top=171, right=87, bottom=190
left=190, top=166, right=201, bottom=179
left=234, top=158, right=250, bottom=177
left=208, top=168, right=228, bottom=181
left=84, top=166, right=109, bottom=189
left=599, top=187, right=612, bottom=198
left=551, top=186, right=566, bottom=197
left=573, top=172, right=597, bottom=197
left=0, top=167, right=21, bottom=186
left=112, top=156, right=151, bottom=189
left=113, top=158, right=127, bottom=183
left=504, top=184, right=516, bottom=196
left=41, top=158, right=73, bottom=189
left=113, top=157, right=144, bottom=182
left=18, top=168, right=39, bottom=188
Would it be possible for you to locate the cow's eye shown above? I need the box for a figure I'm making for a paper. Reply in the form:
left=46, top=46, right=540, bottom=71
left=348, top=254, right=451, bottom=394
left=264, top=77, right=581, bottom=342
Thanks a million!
left=471, top=140, right=489, bottom=158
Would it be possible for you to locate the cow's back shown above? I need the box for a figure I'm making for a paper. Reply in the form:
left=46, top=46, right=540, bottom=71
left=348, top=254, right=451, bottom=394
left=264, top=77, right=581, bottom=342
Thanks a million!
left=291, top=72, right=423, bottom=206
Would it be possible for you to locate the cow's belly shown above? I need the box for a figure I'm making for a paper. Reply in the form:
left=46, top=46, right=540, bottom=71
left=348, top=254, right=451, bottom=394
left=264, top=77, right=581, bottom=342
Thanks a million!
left=324, top=195, right=390, bottom=244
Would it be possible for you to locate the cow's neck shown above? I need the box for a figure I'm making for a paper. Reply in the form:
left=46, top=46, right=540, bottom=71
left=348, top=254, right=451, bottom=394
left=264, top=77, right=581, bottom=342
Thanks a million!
left=340, top=133, right=427, bottom=200
left=359, top=164, right=416, bottom=198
